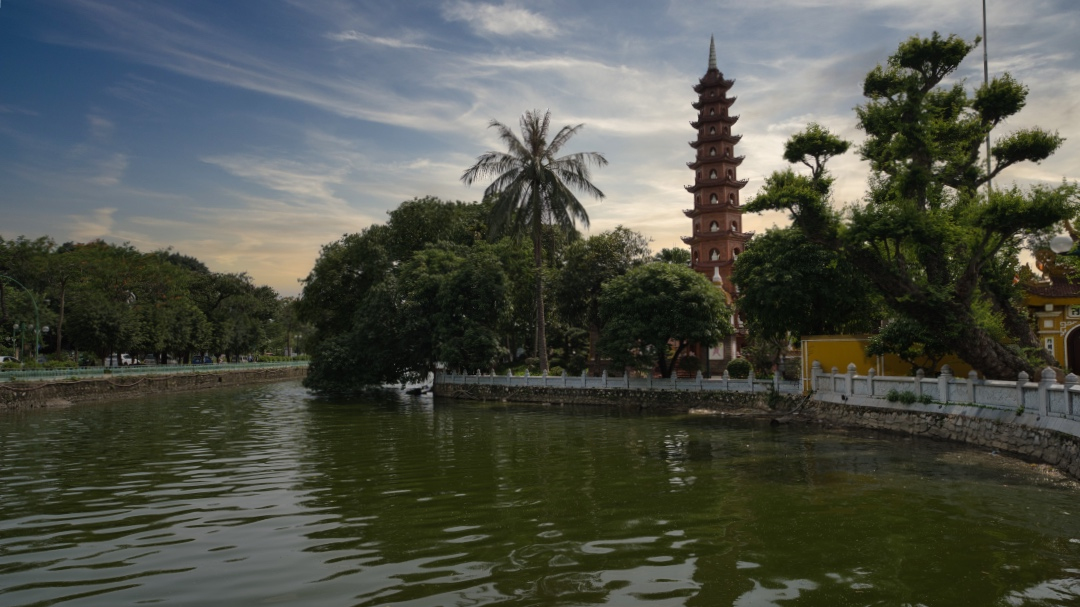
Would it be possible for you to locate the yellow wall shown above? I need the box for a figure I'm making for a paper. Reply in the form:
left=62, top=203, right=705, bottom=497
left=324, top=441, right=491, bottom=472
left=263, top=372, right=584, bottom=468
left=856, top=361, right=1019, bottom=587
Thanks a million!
left=800, top=335, right=976, bottom=390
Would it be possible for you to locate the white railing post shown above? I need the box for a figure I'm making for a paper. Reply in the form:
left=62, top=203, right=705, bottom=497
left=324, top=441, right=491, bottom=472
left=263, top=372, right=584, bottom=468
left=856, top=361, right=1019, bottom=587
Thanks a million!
left=773, top=369, right=779, bottom=392
left=696, top=370, right=703, bottom=391
left=624, top=371, right=630, bottom=389
left=1038, top=367, right=1055, bottom=416
left=581, top=370, right=587, bottom=388
left=722, top=369, right=730, bottom=391
left=647, top=373, right=653, bottom=389
left=1017, top=371, right=1029, bottom=410
left=914, top=369, right=924, bottom=398
left=967, top=370, right=978, bottom=403
left=561, top=369, right=567, bottom=387
left=867, top=367, right=876, bottom=396
left=748, top=368, right=756, bottom=393
left=811, top=361, right=823, bottom=392
left=938, top=364, right=953, bottom=404
left=1065, top=373, right=1078, bottom=417
left=846, top=363, right=856, bottom=398
left=671, top=370, right=678, bottom=390
left=524, top=369, right=530, bottom=387
left=602, top=369, right=608, bottom=388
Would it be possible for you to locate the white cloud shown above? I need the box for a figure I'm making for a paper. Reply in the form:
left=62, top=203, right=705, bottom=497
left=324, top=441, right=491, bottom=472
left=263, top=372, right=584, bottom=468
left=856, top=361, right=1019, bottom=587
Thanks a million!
left=442, top=1, right=556, bottom=37
left=326, top=30, right=433, bottom=50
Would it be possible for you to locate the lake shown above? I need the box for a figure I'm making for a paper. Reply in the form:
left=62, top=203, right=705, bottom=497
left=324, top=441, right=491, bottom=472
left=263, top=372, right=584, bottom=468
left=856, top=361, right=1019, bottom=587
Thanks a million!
left=1, top=381, right=1079, bottom=606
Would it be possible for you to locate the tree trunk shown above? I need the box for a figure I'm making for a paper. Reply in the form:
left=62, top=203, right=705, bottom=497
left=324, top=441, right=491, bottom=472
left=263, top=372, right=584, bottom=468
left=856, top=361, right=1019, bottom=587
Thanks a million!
left=952, top=324, right=1037, bottom=380
left=56, top=287, right=65, bottom=355
left=533, top=227, right=548, bottom=372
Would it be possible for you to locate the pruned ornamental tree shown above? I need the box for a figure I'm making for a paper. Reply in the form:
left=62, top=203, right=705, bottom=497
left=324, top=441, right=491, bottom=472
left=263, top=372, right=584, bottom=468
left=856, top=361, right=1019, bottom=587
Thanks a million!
left=598, top=263, right=733, bottom=377
left=746, top=33, right=1077, bottom=379
left=732, top=226, right=879, bottom=342
left=462, top=110, right=607, bottom=372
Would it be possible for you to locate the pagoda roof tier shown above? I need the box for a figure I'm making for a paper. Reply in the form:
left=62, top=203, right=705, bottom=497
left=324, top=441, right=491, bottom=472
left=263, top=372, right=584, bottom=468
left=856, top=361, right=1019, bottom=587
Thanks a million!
left=687, top=155, right=745, bottom=170
left=684, top=178, right=749, bottom=193
left=693, top=77, right=735, bottom=93
left=681, top=230, right=754, bottom=246
left=683, top=203, right=741, bottom=217
left=689, top=113, right=739, bottom=126
left=691, top=97, right=736, bottom=110
left=688, top=134, right=743, bottom=148
left=689, top=118, right=740, bottom=129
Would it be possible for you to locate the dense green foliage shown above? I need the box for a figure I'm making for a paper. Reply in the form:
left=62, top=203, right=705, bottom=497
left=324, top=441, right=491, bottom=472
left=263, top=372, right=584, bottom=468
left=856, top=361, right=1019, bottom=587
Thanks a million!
left=461, top=110, right=607, bottom=371
left=598, top=263, right=733, bottom=377
left=732, top=227, right=878, bottom=341
left=299, top=196, right=737, bottom=392
left=739, top=33, right=1077, bottom=379
left=0, top=236, right=301, bottom=365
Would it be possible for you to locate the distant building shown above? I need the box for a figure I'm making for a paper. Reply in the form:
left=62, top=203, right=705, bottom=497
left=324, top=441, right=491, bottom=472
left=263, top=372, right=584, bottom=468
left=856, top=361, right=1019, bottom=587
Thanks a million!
left=681, top=37, right=751, bottom=373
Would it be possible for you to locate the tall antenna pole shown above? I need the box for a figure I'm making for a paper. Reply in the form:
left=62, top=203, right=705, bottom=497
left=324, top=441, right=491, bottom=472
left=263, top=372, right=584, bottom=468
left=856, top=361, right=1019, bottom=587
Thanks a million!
left=983, top=0, right=992, bottom=197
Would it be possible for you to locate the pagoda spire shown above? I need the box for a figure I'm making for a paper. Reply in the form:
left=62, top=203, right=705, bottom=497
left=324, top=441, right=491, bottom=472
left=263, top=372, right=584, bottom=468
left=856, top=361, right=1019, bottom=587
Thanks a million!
left=708, top=35, right=717, bottom=71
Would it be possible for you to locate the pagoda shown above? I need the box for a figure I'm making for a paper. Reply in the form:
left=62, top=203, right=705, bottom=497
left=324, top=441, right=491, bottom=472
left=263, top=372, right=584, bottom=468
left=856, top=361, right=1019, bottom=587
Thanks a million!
left=682, top=37, right=751, bottom=367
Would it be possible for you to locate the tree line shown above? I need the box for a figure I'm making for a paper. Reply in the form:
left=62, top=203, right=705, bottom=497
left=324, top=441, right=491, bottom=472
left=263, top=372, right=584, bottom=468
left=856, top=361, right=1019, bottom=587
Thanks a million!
left=297, top=196, right=731, bottom=393
left=0, top=237, right=306, bottom=366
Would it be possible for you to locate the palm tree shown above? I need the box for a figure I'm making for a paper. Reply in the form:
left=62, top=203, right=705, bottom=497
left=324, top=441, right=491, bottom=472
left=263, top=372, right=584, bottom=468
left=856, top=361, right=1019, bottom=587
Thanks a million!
left=462, top=109, right=607, bottom=372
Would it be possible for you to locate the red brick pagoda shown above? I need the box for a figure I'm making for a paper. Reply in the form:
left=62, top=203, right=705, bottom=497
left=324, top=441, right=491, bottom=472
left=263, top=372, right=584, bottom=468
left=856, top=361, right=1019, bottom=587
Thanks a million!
left=682, top=37, right=751, bottom=368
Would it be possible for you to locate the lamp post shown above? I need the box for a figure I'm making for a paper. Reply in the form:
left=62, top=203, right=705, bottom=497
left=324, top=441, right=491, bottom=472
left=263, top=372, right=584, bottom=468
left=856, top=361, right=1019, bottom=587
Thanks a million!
left=0, top=274, right=42, bottom=361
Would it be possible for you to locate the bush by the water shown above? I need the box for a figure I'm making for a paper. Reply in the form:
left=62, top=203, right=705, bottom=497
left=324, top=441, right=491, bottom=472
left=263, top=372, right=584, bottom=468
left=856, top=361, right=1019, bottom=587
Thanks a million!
left=726, top=358, right=751, bottom=379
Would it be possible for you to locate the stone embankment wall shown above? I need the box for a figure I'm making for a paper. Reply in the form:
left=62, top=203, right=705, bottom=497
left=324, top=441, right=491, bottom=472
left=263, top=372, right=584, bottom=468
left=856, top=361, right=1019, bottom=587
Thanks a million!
left=433, top=382, right=1080, bottom=480
left=432, top=382, right=807, bottom=411
left=0, top=366, right=307, bottom=410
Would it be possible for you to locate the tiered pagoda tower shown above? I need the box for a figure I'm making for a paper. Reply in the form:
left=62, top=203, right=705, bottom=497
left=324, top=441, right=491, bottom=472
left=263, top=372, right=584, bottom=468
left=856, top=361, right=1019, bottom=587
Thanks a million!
left=682, top=37, right=751, bottom=366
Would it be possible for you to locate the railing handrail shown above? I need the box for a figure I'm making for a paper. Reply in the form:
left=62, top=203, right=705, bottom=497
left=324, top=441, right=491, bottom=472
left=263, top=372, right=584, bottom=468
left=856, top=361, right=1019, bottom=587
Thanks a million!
left=3, top=360, right=309, bottom=382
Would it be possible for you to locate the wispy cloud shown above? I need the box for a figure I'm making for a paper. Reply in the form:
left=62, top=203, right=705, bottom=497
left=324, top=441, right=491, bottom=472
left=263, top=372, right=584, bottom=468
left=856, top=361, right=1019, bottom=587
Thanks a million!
left=326, top=30, right=433, bottom=50
left=87, top=114, right=114, bottom=140
left=442, top=1, right=556, bottom=37
left=90, top=153, right=128, bottom=186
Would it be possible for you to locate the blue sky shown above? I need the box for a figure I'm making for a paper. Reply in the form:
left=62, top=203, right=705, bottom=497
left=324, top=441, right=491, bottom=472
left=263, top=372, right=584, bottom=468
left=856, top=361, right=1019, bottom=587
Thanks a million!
left=1, top=0, right=1077, bottom=295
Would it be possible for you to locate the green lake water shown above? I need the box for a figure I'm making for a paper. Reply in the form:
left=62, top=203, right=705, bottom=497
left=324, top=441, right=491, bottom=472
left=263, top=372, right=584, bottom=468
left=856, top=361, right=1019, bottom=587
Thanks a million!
left=1, top=380, right=1079, bottom=606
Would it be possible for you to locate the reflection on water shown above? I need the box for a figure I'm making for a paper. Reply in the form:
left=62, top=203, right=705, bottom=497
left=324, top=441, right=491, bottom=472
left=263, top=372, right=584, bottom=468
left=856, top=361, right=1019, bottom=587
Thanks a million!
left=1, top=381, right=1079, bottom=605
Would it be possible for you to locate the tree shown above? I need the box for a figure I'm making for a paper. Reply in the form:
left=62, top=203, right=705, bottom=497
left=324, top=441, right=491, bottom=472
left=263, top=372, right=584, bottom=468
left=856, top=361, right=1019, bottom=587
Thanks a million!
left=598, top=263, right=733, bottom=377
left=555, top=226, right=651, bottom=369
left=732, top=227, right=879, bottom=341
left=462, top=109, right=608, bottom=372
left=749, top=33, right=1077, bottom=379
left=653, top=247, right=691, bottom=265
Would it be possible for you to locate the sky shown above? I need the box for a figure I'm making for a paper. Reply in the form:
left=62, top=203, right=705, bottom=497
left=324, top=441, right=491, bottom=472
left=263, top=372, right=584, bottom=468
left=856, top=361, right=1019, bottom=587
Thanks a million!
left=1, top=0, right=1077, bottom=296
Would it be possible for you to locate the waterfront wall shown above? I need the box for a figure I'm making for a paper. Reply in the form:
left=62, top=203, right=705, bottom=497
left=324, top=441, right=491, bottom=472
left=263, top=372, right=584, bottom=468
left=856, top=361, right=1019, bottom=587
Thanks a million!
left=436, top=369, right=802, bottom=394
left=432, top=381, right=805, bottom=411
left=0, top=366, right=307, bottom=410
left=434, top=367, right=1080, bottom=480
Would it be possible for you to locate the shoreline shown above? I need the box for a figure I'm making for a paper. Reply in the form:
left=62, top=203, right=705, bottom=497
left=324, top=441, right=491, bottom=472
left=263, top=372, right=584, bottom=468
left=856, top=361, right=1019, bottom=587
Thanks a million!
left=0, top=366, right=307, bottom=410
left=433, top=382, right=1080, bottom=481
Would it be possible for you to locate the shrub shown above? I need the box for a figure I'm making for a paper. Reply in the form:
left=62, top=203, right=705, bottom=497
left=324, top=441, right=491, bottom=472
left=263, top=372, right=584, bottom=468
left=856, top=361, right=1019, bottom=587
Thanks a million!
left=918, top=394, right=933, bottom=404
left=726, top=358, right=751, bottom=379
left=886, top=388, right=901, bottom=402
left=898, top=390, right=917, bottom=404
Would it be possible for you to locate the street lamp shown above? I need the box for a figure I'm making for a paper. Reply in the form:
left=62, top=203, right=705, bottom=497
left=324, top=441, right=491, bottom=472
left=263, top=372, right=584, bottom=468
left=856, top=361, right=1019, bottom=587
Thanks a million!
left=0, top=274, right=42, bottom=362
left=1050, top=235, right=1078, bottom=256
